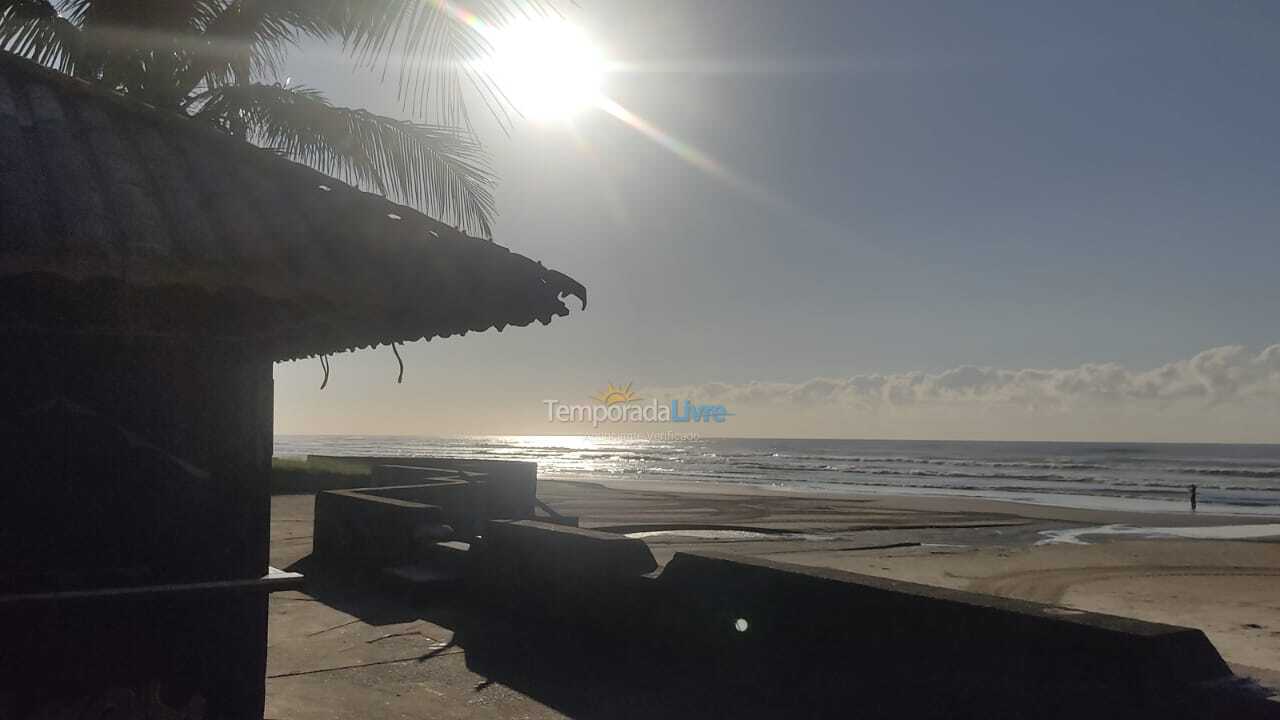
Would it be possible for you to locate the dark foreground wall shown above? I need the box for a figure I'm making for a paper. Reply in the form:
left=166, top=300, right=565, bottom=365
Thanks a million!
left=465, top=522, right=1248, bottom=719
left=1, top=335, right=273, bottom=585
left=0, top=335, right=280, bottom=718
left=0, top=579, right=276, bottom=718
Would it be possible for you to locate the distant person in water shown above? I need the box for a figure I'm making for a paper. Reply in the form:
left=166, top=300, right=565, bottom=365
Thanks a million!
left=1190, top=484, right=1198, bottom=512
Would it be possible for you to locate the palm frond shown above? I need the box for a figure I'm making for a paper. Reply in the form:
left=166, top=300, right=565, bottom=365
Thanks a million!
left=8, top=0, right=572, bottom=127
left=0, top=0, right=85, bottom=74
left=54, top=0, right=221, bottom=29
left=20, top=0, right=225, bottom=100
left=195, top=82, right=497, bottom=236
left=334, top=0, right=565, bottom=129
left=180, top=0, right=334, bottom=93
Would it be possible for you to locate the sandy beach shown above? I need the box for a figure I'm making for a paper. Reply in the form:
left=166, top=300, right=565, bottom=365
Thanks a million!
left=266, top=475, right=1280, bottom=717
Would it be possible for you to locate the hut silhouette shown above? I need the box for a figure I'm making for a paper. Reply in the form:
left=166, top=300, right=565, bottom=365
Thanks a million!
left=0, top=50, right=584, bottom=719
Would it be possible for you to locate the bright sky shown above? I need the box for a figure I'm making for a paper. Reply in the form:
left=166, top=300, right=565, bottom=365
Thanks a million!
left=273, top=1, right=1280, bottom=443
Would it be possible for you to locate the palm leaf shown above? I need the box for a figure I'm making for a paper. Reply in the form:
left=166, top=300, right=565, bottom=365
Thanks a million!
left=8, top=0, right=573, bottom=127
left=195, top=82, right=497, bottom=236
left=4, top=0, right=227, bottom=98
left=0, top=0, right=86, bottom=74
left=333, top=0, right=566, bottom=129
left=179, top=0, right=334, bottom=94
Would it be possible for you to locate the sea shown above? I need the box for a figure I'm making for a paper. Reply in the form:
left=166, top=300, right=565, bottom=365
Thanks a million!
left=274, top=435, right=1280, bottom=516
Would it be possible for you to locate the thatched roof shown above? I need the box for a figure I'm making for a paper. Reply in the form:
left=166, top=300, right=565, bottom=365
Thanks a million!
left=0, top=52, right=585, bottom=361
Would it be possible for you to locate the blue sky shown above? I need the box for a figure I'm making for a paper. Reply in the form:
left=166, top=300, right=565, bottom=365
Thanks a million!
left=274, top=1, right=1280, bottom=441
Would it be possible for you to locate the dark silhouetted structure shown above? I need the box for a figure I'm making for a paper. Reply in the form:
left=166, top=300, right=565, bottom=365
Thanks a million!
left=0, top=50, right=583, bottom=719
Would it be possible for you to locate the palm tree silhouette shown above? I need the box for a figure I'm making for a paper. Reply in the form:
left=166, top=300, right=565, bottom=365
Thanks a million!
left=0, top=0, right=562, bottom=237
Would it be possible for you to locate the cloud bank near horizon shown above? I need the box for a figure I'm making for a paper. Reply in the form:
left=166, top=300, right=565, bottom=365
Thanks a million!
left=653, top=344, right=1280, bottom=416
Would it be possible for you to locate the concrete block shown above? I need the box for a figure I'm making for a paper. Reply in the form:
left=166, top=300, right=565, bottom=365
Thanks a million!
left=308, top=455, right=537, bottom=519
left=478, top=520, right=657, bottom=578
left=312, top=488, right=445, bottom=567
left=470, top=520, right=659, bottom=629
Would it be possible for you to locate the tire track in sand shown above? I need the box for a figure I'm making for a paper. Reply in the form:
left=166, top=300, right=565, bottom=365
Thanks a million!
left=967, top=565, right=1280, bottom=605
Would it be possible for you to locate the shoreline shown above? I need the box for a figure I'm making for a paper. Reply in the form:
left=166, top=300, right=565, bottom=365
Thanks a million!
left=545, top=473, right=1280, bottom=529
left=278, top=433, right=1280, bottom=447
left=274, top=435, right=1280, bottom=499
left=274, top=435, right=1280, bottom=519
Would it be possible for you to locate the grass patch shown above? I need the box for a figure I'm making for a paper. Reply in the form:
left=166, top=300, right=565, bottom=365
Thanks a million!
left=272, top=456, right=372, bottom=476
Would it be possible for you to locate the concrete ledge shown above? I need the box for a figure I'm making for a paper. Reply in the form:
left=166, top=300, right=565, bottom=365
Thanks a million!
left=313, top=488, right=446, bottom=566
left=371, top=464, right=465, bottom=486
left=653, top=551, right=1232, bottom=706
left=270, top=468, right=369, bottom=495
left=373, top=480, right=481, bottom=532
left=471, top=520, right=659, bottom=628
left=308, top=455, right=537, bottom=518
left=478, top=520, right=658, bottom=578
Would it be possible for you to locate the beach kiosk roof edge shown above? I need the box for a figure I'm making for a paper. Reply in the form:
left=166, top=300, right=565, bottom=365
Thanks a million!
left=0, top=50, right=587, bottom=361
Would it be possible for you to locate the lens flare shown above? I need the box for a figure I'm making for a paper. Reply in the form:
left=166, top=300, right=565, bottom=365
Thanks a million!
left=597, top=96, right=784, bottom=210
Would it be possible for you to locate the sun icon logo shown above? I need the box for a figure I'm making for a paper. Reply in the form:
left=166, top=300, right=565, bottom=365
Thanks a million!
left=593, top=382, right=640, bottom=406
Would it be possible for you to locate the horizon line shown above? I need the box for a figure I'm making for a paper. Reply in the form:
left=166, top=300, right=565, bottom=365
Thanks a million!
left=272, top=432, right=1280, bottom=448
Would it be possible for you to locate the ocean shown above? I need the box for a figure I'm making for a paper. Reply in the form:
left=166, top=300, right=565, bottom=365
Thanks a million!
left=274, top=435, right=1280, bottom=516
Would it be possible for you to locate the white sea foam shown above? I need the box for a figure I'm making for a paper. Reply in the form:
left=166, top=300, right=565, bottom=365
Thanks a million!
left=626, top=529, right=774, bottom=540
left=1036, top=523, right=1280, bottom=546
left=625, top=529, right=833, bottom=541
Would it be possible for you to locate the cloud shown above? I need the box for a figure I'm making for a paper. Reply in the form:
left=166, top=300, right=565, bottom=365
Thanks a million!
left=652, top=344, right=1280, bottom=415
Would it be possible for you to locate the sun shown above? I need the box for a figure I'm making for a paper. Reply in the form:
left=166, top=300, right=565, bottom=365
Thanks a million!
left=593, top=382, right=639, bottom=406
left=488, top=18, right=605, bottom=122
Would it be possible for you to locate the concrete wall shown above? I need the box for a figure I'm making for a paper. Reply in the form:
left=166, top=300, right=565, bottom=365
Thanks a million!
left=653, top=552, right=1230, bottom=694
left=465, top=524, right=1238, bottom=717
left=470, top=520, right=659, bottom=630
left=314, top=487, right=447, bottom=566
left=308, top=455, right=537, bottom=519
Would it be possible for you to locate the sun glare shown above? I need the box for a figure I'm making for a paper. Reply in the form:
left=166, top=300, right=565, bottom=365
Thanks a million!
left=489, top=18, right=605, bottom=122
